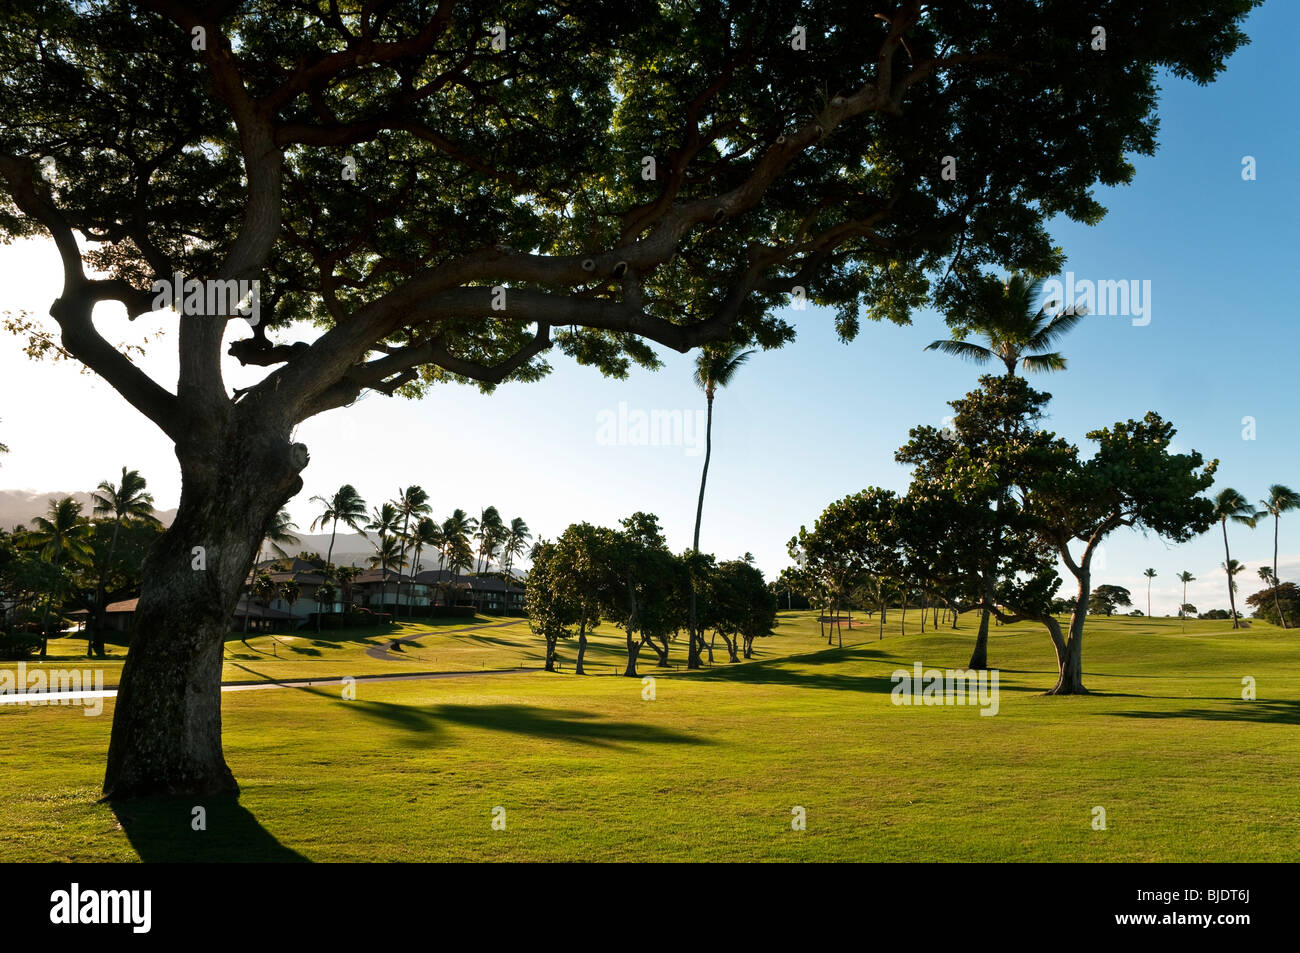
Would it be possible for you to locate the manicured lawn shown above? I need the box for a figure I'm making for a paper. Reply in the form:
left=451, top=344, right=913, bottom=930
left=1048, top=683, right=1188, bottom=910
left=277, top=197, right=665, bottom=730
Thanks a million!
left=2, top=612, right=1297, bottom=861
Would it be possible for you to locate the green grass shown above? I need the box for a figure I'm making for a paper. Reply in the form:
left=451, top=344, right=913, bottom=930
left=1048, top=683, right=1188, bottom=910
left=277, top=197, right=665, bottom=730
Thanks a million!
left=3, top=611, right=1297, bottom=861
left=4, top=609, right=819, bottom=686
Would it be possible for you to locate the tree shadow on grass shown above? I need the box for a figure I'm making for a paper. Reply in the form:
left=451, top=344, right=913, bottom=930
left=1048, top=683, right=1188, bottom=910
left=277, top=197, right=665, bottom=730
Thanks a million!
left=690, top=647, right=1042, bottom=697
left=1109, top=700, right=1300, bottom=725
left=294, top=685, right=707, bottom=750
left=109, top=796, right=308, bottom=863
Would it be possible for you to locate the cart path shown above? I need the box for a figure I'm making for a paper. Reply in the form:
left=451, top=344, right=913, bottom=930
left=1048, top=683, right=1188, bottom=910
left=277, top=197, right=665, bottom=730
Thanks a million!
left=0, top=665, right=533, bottom=704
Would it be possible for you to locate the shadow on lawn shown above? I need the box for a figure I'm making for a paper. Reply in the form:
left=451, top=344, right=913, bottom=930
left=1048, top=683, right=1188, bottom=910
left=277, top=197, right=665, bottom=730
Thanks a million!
left=294, top=685, right=707, bottom=749
left=109, top=796, right=308, bottom=863
left=691, top=646, right=1044, bottom=696
left=1110, top=700, right=1300, bottom=725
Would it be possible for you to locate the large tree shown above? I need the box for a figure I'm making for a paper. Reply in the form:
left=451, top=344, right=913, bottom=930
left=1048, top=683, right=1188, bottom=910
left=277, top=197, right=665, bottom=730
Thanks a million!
left=0, top=0, right=1258, bottom=796
left=1026, top=414, right=1217, bottom=693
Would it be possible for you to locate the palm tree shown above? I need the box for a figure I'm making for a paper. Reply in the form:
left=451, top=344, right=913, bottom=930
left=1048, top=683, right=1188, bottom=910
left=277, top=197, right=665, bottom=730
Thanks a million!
left=925, top=275, right=1085, bottom=669
left=365, top=502, right=400, bottom=616
left=501, top=517, right=532, bottom=580
left=25, top=497, right=95, bottom=656
left=251, top=571, right=277, bottom=630
left=1259, top=485, right=1300, bottom=630
left=261, top=509, right=301, bottom=561
left=309, top=485, right=368, bottom=571
left=1222, top=559, right=1248, bottom=605
left=1177, top=571, right=1195, bottom=632
left=474, top=506, right=505, bottom=576
left=244, top=509, right=301, bottom=632
left=441, top=508, right=477, bottom=606
left=335, top=565, right=359, bottom=614
left=278, top=579, right=302, bottom=614
left=689, top=343, right=754, bottom=668
left=1212, top=488, right=1262, bottom=628
left=924, top=272, right=1086, bottom=377
left=88, top=468, right=160, bottom=656
left=391, top=486, right=431, bottom=617
left=308, top=484, right=367, bottom=631
left=408, top=517, right=441, bottom=615
left=367, top=534, right=405, bottom=617
left=1142, top=568, right=1157, bottom=619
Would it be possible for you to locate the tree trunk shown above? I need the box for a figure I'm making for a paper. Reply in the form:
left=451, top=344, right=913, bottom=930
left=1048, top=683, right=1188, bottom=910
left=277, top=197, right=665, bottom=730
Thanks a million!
left=575, top=623, right=588, bottom=675
left=624, top=629, right=641, bottom=677
left=1047, top=566, right=1091, bottom=695
left=687, top=395, right=713, bottom=670
left=1222, top=520, right=1240, bottom=628
left=103, top=426, right=308, bottom=799
left=1273, top=516, right=1287, bottom=629
left=545, top=636, right=556, bottom=672
left=969, top=609, right=990, bottom=670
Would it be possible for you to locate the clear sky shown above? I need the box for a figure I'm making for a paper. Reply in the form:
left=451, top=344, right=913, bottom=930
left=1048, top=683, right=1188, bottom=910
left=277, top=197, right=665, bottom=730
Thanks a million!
left=0, top=2, right=1295, bottom=617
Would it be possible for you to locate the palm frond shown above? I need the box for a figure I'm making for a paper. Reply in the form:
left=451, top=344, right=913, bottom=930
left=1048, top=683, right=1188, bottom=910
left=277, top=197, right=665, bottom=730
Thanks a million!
left=924, top=339, right=995, bottom=364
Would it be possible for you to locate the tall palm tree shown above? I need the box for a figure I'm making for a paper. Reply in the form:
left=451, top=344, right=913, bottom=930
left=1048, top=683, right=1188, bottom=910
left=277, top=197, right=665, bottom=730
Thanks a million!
left=408, top=517, right=441, bottom=615
left=1177, top=571, right=1195, bottom=632
left=390, top=486, right=431, bottom=617
left=1142, top=568, right=1157, bottom=619
left=367, top=533, right=405, bottom=616
left=1213, top=488, right=1261, bottom=628
left=689, top=343, right=754, bottom=668
left=925, top=272, right=1085, bottom=377
left=26, top=497, right=95, bottom=656
left=309, top=484, right=368, bottom=571
left=925, top=275, right=1084, bottom=669
left=501, top=517, right=532, bottom=580
left=440, top=508, right=477, bottom=606
left=474, top=506, right=505, bottom=576
left=308, top=484, right=367, bottom=631
left=89, top=468, right=160, bottom=656
left=365, top=502, right=400, bottom=616
left=442, top=510, right=477, bottom=607
left=1259, top=485, right=1300, bottom=629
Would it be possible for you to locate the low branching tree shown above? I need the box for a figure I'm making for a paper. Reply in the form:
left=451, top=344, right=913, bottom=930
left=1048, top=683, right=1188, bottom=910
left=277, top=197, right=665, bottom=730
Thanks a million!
left=0, top=0, right=1258, bottom=796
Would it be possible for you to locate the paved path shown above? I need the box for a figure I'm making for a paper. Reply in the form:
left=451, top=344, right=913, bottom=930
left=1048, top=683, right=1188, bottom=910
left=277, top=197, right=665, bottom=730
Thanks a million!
left=0, top=619, right=533, bottom=704
left=0, top=665, right=533, bottom=704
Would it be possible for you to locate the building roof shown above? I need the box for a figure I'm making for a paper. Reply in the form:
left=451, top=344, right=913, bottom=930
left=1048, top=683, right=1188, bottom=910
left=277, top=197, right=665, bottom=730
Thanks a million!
left=106, top=598, right=139, bottom=613
left=414, top=570, right=523, bottom=593
left=232, top=597, right=298, bottom=620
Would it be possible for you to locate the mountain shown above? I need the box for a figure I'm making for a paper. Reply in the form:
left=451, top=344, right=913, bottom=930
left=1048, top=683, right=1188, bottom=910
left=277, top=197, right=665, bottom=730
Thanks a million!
left=0, top=489, right=176, bottom=531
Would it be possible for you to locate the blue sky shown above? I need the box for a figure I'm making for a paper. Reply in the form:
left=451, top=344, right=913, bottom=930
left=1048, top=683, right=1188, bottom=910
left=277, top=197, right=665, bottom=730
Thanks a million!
left=0, top=1, right=1295, bottom=616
